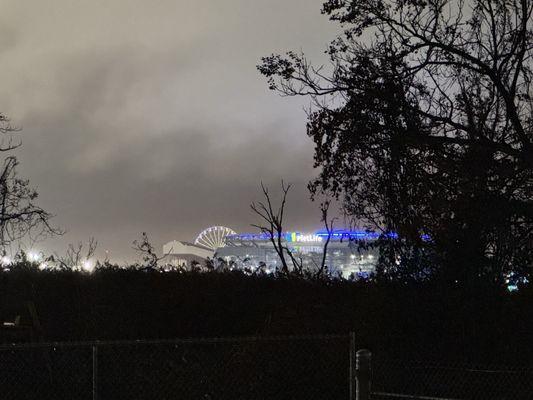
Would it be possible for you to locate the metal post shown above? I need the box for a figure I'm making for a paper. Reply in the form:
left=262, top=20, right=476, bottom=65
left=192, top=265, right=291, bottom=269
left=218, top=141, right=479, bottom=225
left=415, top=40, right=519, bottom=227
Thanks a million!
left=349, top=332, right=356, bottom=400
left=92, top=345, right=98, bottom=400
left=356, top=349, right=371, bottom=400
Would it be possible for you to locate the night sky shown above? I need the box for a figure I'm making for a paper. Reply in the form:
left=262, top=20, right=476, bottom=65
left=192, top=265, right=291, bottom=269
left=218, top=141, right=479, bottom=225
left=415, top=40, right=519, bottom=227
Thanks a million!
left=0, top=1, right=341, bottom=262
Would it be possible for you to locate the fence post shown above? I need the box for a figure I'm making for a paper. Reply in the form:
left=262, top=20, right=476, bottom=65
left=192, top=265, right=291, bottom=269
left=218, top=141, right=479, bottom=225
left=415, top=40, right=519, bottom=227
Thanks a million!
left=92, top=344, right=98, bottom=400
left=356, top=349, right=371, bottom=400
left=349, top=332, right=356, bottom=400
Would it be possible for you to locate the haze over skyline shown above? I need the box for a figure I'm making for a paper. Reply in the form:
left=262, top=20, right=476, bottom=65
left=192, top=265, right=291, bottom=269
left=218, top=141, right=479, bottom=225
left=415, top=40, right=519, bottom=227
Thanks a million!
left=0, top=1, right=341, bottom=261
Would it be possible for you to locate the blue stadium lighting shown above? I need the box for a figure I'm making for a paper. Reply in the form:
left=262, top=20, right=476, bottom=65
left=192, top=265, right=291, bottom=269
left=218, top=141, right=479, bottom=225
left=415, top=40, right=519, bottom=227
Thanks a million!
left=229, top=230, right=429, bottom=242
left=316, top=230, right=432, bottom=242
left=314, top=230, right=390, bottom=240
left=228, top=230, right=387, bottom=242
left=226, top=233, right=273, bottom=241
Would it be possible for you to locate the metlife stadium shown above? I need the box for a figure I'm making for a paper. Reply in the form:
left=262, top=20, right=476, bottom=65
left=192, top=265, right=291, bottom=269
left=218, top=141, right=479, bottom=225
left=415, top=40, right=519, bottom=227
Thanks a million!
left=214, top=230, right=380, bottom=279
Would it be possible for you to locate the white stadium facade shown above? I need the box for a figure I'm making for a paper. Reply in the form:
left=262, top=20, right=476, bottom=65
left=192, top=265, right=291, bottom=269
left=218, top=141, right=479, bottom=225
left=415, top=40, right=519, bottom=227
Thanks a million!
left=162, top=226, right=237, bottom=269
left=162, top=240, right=213, bottom=269
left=163, top=227, right=379, bottom=278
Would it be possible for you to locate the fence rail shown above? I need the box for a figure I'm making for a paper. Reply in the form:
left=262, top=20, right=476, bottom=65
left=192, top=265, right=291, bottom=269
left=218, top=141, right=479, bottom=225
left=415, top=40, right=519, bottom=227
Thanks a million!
left=368, top=352, right=533, bottom=400
left=0, top=333, right=350, bottom=349
left=0, top=334, right=532, bottom=400
left=372, top=393, right=462, bottom=400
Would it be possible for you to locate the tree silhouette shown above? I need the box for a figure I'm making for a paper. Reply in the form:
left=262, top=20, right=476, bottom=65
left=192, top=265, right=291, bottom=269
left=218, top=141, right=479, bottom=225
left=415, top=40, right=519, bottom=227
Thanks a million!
left=251, top=181, right=302, bottom=276
left=133, top=232, right=165, bottom=270
left=0, top=113, right=59, bottom=252
left=259, top=0, right=533, bottom=285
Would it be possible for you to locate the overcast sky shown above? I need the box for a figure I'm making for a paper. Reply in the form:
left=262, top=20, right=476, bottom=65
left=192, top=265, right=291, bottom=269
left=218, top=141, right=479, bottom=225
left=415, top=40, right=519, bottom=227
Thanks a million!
left=0, top=0, right=341, bottom=262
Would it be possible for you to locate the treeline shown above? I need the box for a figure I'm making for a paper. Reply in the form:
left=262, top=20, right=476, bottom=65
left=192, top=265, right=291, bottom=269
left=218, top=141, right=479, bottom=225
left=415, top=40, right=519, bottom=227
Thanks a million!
left=0, top=265, right=531, bottom=365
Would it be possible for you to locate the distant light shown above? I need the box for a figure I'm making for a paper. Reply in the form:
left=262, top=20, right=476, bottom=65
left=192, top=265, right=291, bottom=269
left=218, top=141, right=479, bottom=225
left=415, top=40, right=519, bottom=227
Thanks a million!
left=350, top=254, right=356, bottom=259
left=82, top=259, right=94, bottom=273
left=368, top=254, right=374, bottom=260
left=38, top=262, right=48, bottom=271
left=1, top=256, right=11, bottom=266
left=28, top=251, right=41, bottom=262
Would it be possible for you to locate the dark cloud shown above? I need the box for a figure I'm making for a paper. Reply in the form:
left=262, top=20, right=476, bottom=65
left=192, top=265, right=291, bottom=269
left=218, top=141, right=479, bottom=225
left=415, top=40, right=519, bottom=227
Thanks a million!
left=0, top=0, right=340, bottom=261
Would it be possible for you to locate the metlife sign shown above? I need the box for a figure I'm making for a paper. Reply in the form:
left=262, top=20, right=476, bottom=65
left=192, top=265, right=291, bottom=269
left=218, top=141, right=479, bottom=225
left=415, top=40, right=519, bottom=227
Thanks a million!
left=285, top=232, right=323, bottom=243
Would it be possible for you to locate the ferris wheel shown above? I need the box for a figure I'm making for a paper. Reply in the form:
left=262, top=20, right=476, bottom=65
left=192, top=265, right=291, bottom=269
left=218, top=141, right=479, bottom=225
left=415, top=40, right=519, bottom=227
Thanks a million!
left=194, top=226, right=236, bottom=251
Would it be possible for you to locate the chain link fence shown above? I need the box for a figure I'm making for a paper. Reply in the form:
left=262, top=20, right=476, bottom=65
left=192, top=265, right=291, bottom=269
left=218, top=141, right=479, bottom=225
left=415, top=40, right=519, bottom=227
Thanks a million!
left=1, top=334, right=532, bottom=399
left=371, top=355, right=533, bottom=400
left=0, top=335, right=350, bottom=400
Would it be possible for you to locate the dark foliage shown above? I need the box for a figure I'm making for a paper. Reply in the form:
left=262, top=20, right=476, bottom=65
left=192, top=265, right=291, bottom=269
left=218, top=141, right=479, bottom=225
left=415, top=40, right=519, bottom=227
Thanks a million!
left=0, top=267, right=531, bottom=365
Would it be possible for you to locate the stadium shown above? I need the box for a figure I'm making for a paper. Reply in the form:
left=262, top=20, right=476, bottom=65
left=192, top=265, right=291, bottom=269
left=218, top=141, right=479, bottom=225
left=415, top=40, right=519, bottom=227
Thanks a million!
left=164, top=227, right=379, bottom=278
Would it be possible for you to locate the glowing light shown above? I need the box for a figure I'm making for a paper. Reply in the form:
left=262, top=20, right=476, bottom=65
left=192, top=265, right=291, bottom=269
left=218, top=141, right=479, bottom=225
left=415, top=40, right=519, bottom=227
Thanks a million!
left=81, top=259, right=94, bottom=273
left=1, top=256, right=11, bottom=266
left=28, top=251, right=41, bottom=262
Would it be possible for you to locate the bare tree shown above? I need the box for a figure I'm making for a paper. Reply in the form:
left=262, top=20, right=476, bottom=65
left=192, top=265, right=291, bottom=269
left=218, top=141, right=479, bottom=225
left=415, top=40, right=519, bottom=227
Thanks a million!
left=316, top=200, right=337, bottom=278
left=133, top=232, right=168, bottom=270
left=54, top=238, right=97, bottom=270
left=251, top=181, right=303, bottom=276
left=0, top=114, right=60, bottom=253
